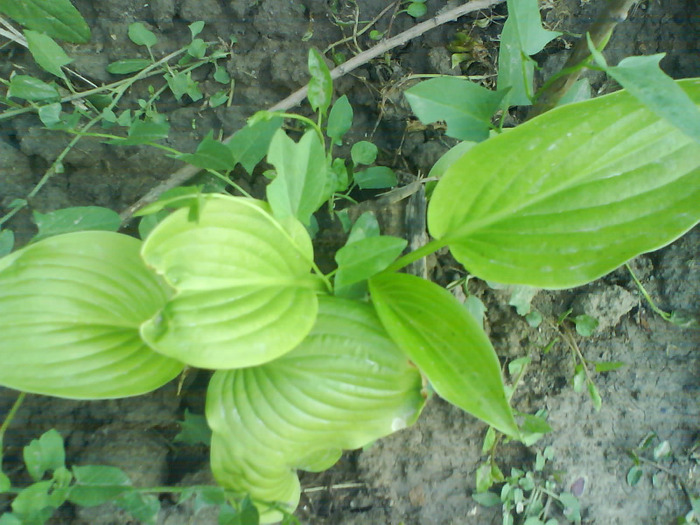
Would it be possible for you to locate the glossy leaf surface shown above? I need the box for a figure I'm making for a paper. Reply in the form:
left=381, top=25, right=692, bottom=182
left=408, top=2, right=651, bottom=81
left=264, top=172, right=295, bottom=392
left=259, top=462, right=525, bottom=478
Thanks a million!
left=140, top=195, right=321, bottom=369
left=207, top=296, right=425, bottom=523
left=0, top=232, right=182, bottom=398
left=369, top=273, right=519, bottom=437
left=429, top=79, right=700, bottom=288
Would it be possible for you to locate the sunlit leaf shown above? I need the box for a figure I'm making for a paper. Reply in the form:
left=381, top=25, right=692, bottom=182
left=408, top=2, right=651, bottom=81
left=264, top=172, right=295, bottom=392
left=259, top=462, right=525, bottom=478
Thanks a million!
left=24, top=30, right=72, bottom=80
left=226, top=114, right=283, bottom=175
left=0, top=0, right=90, bottom=43
left=207, top=295, right=425, bottom=522
left=140, top=195, right=322, bottom=369
left=0, top=232, right=182, bottom=399
left=429, top=79, right=700, bottom=288
left=369, top=273, right=519, bottom=437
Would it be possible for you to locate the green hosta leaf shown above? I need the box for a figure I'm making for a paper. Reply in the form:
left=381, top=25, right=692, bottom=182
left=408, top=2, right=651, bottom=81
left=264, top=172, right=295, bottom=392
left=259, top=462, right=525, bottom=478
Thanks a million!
left=369, top=273, right=519, bottom=438
left=207, top=295, right=425, bottom=523
left=404, top=77, right=506, bottom=141
left=7, top=75, right=59, bottom=102
left=24, top=30, right=72, bottom=80
left=0, top=231, right=183, bottom=399
left=428, top=79, right=700, bottom=289
left=266, top=129, right=329, bottom=226
left=23, top=430, right=65, bottom=482
left=307, top=48, right=332, bottom=116
left=140, top=194, right=322, bottom=369
left=588, top=43, right=700, bottom=143
left=32, top=206, right=122, bottom=242
left=106, top=59, right=152, bottom=75
left=0, top=0, right=91, bottom=43
left=327, top=95, right=353, bottom=145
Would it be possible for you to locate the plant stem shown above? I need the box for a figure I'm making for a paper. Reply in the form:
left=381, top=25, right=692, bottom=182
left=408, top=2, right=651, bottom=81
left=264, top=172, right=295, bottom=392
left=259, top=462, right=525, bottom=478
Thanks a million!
left=625, top=263, right=672, bottom=321
left=0, top=392, right=26, bottom=443
left=384, top=237, right=448, bottom=274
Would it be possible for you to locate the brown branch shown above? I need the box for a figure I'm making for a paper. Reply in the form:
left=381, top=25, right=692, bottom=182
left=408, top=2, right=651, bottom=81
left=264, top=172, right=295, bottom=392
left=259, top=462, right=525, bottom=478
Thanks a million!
left=119, top=0, right=506, bottom=223
left=528, top=0, right=638, bottom=118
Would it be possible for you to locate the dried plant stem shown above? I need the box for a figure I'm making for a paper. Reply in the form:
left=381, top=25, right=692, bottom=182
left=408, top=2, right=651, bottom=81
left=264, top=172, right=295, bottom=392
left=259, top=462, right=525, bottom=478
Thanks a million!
left=529, top=0, right=638, bottom=117
left=119, top=0, right=506, bottom=223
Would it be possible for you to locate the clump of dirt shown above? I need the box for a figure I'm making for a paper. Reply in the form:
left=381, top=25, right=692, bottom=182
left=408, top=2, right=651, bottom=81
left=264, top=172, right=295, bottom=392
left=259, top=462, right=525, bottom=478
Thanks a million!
left=1, top=0, right=698, bottom=524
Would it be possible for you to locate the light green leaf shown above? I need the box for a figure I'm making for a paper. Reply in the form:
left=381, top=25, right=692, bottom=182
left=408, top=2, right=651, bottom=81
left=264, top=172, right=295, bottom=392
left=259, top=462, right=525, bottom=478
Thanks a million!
left=226, top=114, right=283, bottom=174
left=23, top=430, right=65, bottom=482
left=266, top=129, right=329, bottom=226
left=506, top=0, right=560, bottom=55
left=428, top=79, right=700, bottom=289
left=406, top=2, right=427, bottom=18
left=307, top=48, right=332, bottom=116
left=32, top=206, right=122, bottom=242
left=0, top=231, right=182, bottom=399
left=334, top=236, right=407, bottom=296
left=346, top=211, right=380, bottom=244
left=404, top=77, right=506, bottom=141
left=428, top=141, right=476, bottom=179
left=24, top=30, right=72, bottom=80
left=128, top=22, right=157, bottom=48
left=7, top=75, right=59, bottom=102
left=207, top=295, right=425, bottom=523
left=189, top=21, right=205, bottom=39
left=588, top=44, right=700, bottom=143
left=106, top=59, right=152, bottom=75
left=38, top=102, right=62, bottom=127
left=327, top=95, right=353, bottom=145
left=0, top=470, right=10, bottom=493
left=0, top=0, right=90, bottom=43
left=140, top=195, right=321, bottom=369
left=369, top=273, right=519, bottom=438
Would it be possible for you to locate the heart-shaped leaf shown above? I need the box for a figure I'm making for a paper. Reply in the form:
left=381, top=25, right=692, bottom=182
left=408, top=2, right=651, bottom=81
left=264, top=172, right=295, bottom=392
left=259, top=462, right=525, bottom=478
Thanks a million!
left=0, top=232, right=182, bottom=399
left=140, top=195, right=323, bottom=369
left=429, top=79, right=700, bottom=288
left=369, top=273, right=519, bottom=438
left=206, top=295, right=426, bottom=522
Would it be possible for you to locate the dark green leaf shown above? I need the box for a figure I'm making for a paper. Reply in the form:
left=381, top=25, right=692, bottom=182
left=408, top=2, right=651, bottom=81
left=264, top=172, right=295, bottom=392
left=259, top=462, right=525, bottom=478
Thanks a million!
left=128, top=22, right=157, bottom=48
left=406, top=2, right=427, bottom=18
left=327, top=95, right=353, bottom=145
left=110, top=119, right=170, bottom=145
left=24, top=30, right=72, bottom=79
left=226, top=114, right=284, bottom=174
left=23, top=429, right=65, bottom=482
left=106, top=59, right=152, bottom=74
left=38, top=102, right=63, bottom=127
left=0, top=0, right=90, bottom=43
left=176, top=131, right=237, bottom=171
left=0, top=230, right=14, bottom=257
left=307, top=48, right=332, bottom=116
left=369, top=273, right=520, bottom=437
left=8, top=75, right=60, bottom=102
left=115, top=491, right=160, bottom=525
left=405, top=77, right=506, bottom=141
left=350, top=141, right=377, bottom=165
left=137, top=210, right=169, bottom=239
left=626, top=465, right=643, bottom=486
left=334, top=236, right=407, bottom=297
left=472, top=491, right=501, bottom=507
left=354, top=166, right=397, bottom=189
left=174, top=409, right=212, bottom=446
left=588, top=44, right=700, bottom=143
left=32, top=206, right=121, bottom=241
left=347, top=211, right=380, bottom=244
left=214, top=66, right=231, bottom=84
left=69, top=465, right=132, bottom=507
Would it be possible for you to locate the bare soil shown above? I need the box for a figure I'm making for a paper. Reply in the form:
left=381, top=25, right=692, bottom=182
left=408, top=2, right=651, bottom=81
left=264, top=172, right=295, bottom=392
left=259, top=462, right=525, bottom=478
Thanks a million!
left=0, top=1, right=698, bottom=524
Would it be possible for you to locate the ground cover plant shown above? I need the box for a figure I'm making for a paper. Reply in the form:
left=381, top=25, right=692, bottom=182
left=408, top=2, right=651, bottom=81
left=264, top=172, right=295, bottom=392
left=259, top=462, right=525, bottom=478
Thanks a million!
left=0, top=0, right=699, bottom=523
